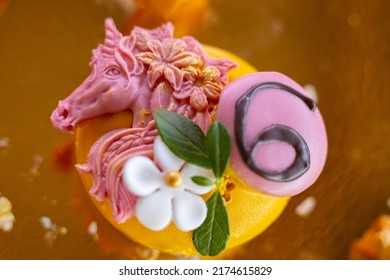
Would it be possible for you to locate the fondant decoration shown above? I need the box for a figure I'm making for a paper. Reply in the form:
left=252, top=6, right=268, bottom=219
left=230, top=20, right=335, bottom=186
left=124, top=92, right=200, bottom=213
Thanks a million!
left=216, top=72, right=327, bottom=196
left=123, top=137, right=215, bottom=231
left=50, top=19, right=236, bottom=223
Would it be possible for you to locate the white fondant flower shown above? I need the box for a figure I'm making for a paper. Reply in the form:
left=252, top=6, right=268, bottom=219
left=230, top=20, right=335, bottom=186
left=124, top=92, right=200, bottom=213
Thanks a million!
left=123, top=137, right=215, bottom=231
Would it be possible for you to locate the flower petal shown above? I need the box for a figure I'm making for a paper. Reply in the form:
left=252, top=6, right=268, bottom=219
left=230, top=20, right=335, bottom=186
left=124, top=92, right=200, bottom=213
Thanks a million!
left=172, top=52, right=199, bottom=66
left=173, top=54, right=200, bottom=68
left=203, top=66, right=220, bottom=81
left=181, top=164, right=215, bottom=195
left=166, top=40, right=186, bottom=59
left=136, top=190, right=173, bottom=231
left=147, top=40, right=163, bottom=56
left=164, top=66, right=183, bottom=91
left=172, top=191, right=207, bottom=231
left=173, top=83, right=194, bottom=100
left=154, top=137, right=185, bottom=172
left=162, top=41, right=175, bottom=58
left=204, top=82, right=222, bottom=99
left=190, top=89, right=208, bottom=111
left=194, top=110, right=212, bottom=134
left=147, top=64, right=164, bottom=88
left=123, top=156, right=162, bottom=196
left=137, top=52, right=156, bottom=65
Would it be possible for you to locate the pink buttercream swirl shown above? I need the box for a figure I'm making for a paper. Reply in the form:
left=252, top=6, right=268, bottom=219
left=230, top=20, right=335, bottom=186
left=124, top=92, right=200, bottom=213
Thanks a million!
left=51, top=18, right=236, bottom=223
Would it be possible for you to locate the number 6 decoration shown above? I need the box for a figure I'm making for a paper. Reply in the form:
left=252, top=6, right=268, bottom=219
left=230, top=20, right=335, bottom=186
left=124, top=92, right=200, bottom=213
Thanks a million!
left=216, top=72, right=327, bottom=196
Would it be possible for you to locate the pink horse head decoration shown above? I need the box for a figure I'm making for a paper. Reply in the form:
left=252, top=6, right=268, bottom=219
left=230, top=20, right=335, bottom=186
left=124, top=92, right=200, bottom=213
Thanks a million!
left=51, top=18, right=236, bottom=223
left=51, top=19, right=144, bottom=132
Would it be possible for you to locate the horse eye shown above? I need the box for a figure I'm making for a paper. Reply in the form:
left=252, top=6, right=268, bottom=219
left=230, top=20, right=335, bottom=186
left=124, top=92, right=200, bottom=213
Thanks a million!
left=105, top=67, right=122, bottom=78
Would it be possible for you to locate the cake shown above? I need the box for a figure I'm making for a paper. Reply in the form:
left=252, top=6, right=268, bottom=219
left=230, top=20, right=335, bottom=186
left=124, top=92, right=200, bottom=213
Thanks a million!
left=51, top=18, right=327, bottom=257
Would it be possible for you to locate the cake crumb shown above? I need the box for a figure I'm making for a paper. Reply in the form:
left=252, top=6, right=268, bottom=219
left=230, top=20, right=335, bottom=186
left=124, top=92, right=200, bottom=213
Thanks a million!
left=270, top=19, right=284, bottom=37
left=49, top=199, right=58, bottom=206
left=176, top=254, right=200, bottom=260
left=303, top=84, right=318, bottom=103
left=39, top=216, right=66, bottom=245
left=0, top=137, right=10, bottom=148
left=135, top=246, right=160, bottom=260
left=58, top=227, right=68, bottom=236
left=0, top=196, right=15, bottom=232
left=295, top=196, right=316, bottom=217
left=44, top=230, right=58, bottom=246
left=41, top=196, right=58, bottom=206
left=88, top=221, right=98, bottom=240
left=39, top=216, right=53, bottom=230
left=30, top=154, right=44, bottom=176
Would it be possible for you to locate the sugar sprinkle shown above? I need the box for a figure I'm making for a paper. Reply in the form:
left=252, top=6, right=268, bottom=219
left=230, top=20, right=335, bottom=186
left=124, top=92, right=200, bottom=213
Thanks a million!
left=135, top=246, right=160, bottom=260
left=39, top=216, right=67, bottom=245
left=295, top=196, right=317, bottom=217
left=0, top=137, right=10, bottom=148
left=0, top=196, right=15, bottom=232
left=30, top=154, right=44, bottom=176
left=176, top=254, right=200, bottom=260
left=88, top=221, right=98, bottom=240
left=39, top=216, right=53, bottom=230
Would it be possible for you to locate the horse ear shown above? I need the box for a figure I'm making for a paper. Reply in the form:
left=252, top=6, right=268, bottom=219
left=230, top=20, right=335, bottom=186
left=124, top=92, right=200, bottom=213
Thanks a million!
left=104, top=18, right=122, bottom=47
left=118, top=35, right=143, bottom=75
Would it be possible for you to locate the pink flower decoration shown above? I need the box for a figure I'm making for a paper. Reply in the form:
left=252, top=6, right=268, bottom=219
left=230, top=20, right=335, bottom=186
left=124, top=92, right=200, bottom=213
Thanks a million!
left=137, top=40, right=200, bottom=91
left=175, top=65, right=223, bottom=111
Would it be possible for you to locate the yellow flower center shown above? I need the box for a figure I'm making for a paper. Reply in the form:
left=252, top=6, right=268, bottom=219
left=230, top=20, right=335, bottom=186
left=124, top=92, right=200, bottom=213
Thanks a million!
left=193, top=66, right=219, bottom=87
left=165, top=171, right=183, bottom=188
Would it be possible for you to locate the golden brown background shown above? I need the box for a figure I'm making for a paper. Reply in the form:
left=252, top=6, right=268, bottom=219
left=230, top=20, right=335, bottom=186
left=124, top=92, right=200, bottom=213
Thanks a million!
left=0, top=0, right=389, bottom=259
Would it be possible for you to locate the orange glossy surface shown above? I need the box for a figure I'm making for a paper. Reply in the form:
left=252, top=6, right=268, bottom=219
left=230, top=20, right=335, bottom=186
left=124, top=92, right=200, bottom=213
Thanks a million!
left=1, top=0, right=390, bottom=259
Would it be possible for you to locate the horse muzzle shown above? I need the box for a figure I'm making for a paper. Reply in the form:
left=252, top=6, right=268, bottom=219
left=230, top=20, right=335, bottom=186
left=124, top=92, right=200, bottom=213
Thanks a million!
left=50, top=101, right=76, bottom=133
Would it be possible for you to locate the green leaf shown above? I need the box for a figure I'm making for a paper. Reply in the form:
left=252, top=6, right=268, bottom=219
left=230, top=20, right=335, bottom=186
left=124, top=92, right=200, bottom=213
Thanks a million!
left=154, top=110, right=210, bottom=169
left=206, top=121, right=231, bottom=178
left=191, top=176, right=215, bottom=186
left=193, top=191, right=230, bottom=256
